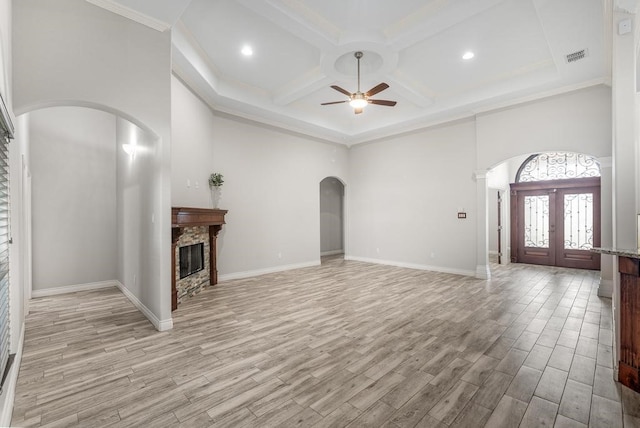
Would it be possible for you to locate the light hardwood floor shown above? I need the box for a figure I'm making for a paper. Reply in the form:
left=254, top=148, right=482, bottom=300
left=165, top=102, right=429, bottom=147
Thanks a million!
left=11, top=257, right=640, bottom=427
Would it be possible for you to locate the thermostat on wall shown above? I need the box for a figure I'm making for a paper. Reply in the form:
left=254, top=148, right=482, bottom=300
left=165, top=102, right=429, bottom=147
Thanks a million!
left=457, top=212, right=467, bottom=219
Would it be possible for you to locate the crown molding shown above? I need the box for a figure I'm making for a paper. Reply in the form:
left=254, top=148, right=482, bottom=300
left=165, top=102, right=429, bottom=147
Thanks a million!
left=86, top=0, right=171, bottom=32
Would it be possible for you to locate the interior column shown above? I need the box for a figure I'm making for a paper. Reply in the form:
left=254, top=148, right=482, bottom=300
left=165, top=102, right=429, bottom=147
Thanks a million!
left=599, top=157, right=614, bottom=298
left=475, top=170, right=490, bottom=280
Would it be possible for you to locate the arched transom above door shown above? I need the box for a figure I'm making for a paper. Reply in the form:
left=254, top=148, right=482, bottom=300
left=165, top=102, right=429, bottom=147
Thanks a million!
left=516, top=152, right=601, bottom=183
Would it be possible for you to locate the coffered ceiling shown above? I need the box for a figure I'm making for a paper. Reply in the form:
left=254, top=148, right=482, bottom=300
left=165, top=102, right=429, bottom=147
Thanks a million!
left=88, top=0, right=608, bottom=145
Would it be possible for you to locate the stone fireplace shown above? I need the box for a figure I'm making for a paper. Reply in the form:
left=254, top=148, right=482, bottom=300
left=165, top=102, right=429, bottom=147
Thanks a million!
left=175, top=227, right=210, bottom=303
left=171, top=207, right=227, bottom=311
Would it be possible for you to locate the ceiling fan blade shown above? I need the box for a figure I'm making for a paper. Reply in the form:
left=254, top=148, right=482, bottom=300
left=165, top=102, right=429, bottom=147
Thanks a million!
left=321, top=101, right=348, bottom=105
left=331, top=85, right=353, bottom=97
left=369, top=99, right=397, bottom=106
left=354, top=108, right=363, bottom=114
left=365, top=83, right=389, bottom=97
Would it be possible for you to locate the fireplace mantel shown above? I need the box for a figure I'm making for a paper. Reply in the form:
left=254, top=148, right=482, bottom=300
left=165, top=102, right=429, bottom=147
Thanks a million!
left=172, top=207, right=227, bottom=228
left=171, top=207, right=228, bottom=311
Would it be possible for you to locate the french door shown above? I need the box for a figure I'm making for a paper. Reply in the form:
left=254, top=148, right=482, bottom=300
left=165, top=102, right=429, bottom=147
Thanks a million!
left=510, top=177, right=600, bottom=270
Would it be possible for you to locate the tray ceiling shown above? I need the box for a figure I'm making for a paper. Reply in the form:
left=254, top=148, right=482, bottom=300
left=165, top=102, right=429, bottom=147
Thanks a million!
left=88, top=0, right=608, bottom=145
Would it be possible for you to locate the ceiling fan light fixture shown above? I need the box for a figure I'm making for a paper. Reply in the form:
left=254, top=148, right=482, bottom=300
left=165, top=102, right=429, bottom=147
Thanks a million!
left=349, top=97, right=368, bottom=109
left=241, top=45, right=253, bottom=56
left=321, top=51, right=396, bottom=113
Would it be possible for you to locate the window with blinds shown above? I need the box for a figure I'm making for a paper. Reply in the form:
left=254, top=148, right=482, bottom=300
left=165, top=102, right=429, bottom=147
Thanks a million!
left=0, top=92, right=13, bottom=393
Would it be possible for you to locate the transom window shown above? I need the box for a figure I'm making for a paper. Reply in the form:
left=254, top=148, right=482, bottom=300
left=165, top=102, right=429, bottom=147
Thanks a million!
left=516, top=152, right=601, bottom=183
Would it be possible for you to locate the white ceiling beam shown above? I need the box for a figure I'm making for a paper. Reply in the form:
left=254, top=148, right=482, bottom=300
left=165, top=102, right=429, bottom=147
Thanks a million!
left=236, top=0, right=339, bottom=51
left=385, top=75, right=434, bottom=108
left=273, top=69, right=334, bottom=106
left=387, top=0, right=505, bottom=51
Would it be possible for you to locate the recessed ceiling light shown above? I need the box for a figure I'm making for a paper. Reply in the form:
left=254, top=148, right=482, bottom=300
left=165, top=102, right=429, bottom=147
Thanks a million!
left=241, top=45, right=253, bottom=57
left=462, top=51, right=475, bottom=60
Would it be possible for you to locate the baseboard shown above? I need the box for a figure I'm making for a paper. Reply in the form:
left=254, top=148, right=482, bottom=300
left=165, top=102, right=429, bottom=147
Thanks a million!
left=598, top=279, right=613, bottom=298
left=219, top=261, right=321, bottom=281
left=115, top=281, right=173, bottom=332
left=476, top=264, right=491, bottom=280
left=0, top=323, right=24, bottom=427
left=321, top=250, right=344, bottom=256
left=344, top=256, right=475, bottom=277
left=32, top=280, right=117, bottom=298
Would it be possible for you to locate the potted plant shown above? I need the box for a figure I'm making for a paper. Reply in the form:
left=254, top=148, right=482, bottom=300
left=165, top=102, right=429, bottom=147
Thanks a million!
left=209, top=173, right=224, bottom=208
left=208, top=172, right=224, bottom=188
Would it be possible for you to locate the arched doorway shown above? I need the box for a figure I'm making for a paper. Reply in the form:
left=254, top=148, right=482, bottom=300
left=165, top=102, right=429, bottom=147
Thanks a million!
left=16, top=104, right=173, bottom=330
left=320, top=177, right=345, bottom=260
left=510, top=152, right=601, bottom=269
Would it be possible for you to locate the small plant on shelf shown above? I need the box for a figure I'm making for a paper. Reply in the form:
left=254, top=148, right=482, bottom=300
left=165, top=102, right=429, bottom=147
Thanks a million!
left=208, top=173, right=224, bottom=188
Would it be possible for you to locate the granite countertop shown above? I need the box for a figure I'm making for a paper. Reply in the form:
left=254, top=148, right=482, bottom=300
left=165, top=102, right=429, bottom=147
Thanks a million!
left=592, top=247, right=640, bottom=259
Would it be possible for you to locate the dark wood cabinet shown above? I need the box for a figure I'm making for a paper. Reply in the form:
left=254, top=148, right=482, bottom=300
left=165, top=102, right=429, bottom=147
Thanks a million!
left=619, top=255, right=640, bottom=391
left=171, top=207, right=227, bottom=311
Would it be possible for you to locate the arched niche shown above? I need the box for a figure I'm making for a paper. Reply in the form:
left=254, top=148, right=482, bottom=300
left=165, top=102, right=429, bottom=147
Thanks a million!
left=320, top=176, right=346, bottom=260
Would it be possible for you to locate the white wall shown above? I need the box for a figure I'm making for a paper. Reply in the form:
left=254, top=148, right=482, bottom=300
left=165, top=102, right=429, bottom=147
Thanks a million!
left=14, top=0, right=173, bottom=324
left=171, top=76, right=349, bottom=278
left=29, top=107, right=117, bottom=290
left=347, top=87, right=611, bottom=277
left=116, top=117, right=168, bottom=327
left=477, top=85, right=612, bottom=170
left=348, top=120, right=478, bottom=276
left=320, top=177, right=344, bottom=254
left=171, top=77, right=216, bottom=209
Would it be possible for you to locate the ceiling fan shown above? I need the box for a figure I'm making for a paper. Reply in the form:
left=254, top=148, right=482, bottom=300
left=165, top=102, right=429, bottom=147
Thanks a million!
left=321, top=51, right=397, bottom=114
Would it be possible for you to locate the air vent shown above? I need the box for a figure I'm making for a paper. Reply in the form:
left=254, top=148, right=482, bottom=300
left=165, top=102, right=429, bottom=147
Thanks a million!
left=565, top=49, right=588, bottom=63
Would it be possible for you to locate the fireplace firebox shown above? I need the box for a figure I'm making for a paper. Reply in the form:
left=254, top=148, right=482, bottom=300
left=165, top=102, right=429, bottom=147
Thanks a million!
left=179, top=243, right=204, bottom=279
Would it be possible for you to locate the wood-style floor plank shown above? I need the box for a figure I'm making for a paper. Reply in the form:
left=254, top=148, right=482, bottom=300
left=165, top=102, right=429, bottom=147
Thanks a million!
left=11, top=257, right=640, bottom=427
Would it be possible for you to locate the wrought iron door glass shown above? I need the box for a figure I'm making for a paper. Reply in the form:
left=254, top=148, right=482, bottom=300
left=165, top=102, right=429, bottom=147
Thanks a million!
left=564, top=193, right=594, bottom=250
left=524, top=195, right=549, bottom=248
